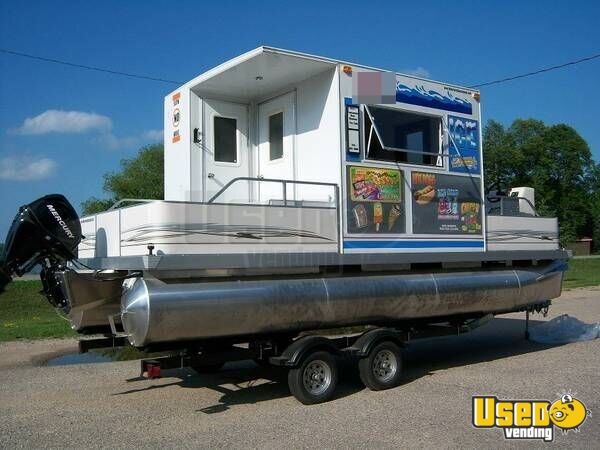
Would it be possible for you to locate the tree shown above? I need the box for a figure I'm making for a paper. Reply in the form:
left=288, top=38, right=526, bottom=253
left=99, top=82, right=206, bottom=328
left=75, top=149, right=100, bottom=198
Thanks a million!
left=82, top=144, right=164, bottom=215
left=589, top=163, right=600, bottom=252
left=483, top=119, right=597, bottom=246
left=482, top=120, right=519, bottom=189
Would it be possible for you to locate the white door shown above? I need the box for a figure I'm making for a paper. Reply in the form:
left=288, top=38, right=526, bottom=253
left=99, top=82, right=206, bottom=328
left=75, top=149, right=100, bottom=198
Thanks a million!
left=203, top=99, right=249, bottom=203
left=258, top=92, right=295, bottom=204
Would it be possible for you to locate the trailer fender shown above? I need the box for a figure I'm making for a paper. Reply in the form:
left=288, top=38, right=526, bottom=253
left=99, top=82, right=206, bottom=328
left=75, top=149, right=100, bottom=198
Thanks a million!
left=350, top=328, right=407, bottom=358
left=269, top=336, right=340, bottom=368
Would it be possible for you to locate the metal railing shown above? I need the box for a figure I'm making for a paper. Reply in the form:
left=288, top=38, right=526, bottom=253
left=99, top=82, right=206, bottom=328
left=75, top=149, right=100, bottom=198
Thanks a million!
left=486, top=196, right=539, bottom=217
left=101, top=178, right=339, bottom=212
left=207, top=176, right=340, bottom=209
left=108, top=198, right=157, bottom=210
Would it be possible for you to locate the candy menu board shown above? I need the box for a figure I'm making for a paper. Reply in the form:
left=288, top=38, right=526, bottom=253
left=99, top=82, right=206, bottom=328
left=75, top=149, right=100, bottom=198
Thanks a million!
left=347, top=166, right=405, bottom=234
left=412, top=172, right=482, bottom=234
left=349, top=166, right=402, bottom=203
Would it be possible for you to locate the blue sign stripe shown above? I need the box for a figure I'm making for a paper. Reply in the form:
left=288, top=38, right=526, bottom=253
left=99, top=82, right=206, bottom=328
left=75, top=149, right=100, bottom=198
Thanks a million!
left=396, top=84, right=473, bottom=115
left=344, top=240, right=485, bottom=249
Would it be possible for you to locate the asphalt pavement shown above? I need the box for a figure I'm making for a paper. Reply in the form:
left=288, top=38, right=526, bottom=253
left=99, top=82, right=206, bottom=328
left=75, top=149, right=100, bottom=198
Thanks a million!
left=1, top=287, right=599, bottom=449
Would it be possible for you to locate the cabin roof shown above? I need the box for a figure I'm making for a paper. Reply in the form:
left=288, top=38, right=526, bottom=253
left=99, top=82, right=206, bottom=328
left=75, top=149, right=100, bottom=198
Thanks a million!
left=182, top=46, right=479, bottom=102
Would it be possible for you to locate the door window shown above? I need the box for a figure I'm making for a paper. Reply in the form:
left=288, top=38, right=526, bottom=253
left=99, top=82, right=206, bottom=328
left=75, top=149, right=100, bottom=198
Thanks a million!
left=269, top=112, right=284, bottom=161
left=214, top=117, right=237, bottom=163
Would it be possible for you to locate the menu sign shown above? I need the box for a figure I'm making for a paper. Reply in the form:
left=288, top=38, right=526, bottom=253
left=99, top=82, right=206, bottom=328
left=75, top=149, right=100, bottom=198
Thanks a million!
left=412, top=172, right=482, bottom=234
left=448, top=115, right=480, bottom=174
left=347, top=166, right=405, bottom=234
left=349, top=166, right=402, bottom=203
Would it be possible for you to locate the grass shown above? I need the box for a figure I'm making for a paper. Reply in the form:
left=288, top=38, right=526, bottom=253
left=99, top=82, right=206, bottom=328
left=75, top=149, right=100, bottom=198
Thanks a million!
left=563, top=258, right=600, bottom=289
left=0, top=280, right=76, bottom=342
left=0, top=258, right=598, bottom=342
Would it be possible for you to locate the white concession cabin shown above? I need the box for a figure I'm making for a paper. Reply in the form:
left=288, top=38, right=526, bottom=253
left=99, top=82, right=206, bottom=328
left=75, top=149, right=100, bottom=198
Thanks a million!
left=80, top=46, right=559, bottom=261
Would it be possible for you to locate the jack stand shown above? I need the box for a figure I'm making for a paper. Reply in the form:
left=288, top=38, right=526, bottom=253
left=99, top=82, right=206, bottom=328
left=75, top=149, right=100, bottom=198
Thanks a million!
left=525, top=309, right=530, bottom=340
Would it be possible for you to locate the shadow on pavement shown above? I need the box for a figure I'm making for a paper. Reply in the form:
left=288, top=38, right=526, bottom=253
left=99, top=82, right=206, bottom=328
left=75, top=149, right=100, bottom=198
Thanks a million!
left=112, top=315, right=561, bottom=412
left=401, top=316, right=561, bottom=383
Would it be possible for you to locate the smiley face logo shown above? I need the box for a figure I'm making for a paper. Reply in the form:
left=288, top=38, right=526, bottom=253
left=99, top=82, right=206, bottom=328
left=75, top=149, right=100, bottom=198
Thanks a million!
left=549, top=394, right=590, bottom=432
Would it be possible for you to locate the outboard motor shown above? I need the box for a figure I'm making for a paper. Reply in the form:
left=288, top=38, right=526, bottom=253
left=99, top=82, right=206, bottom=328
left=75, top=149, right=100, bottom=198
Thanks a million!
left=0, top=194, right=82, bottom=306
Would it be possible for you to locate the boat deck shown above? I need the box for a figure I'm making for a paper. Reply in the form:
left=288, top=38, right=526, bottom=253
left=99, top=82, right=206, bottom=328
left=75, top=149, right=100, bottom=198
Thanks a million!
left=78, top=249, right=570, bottom=271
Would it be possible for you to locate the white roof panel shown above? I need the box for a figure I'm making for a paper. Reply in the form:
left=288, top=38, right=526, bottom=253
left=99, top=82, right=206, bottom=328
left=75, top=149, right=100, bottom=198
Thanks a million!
left=185, top=46, right=479, bottom=101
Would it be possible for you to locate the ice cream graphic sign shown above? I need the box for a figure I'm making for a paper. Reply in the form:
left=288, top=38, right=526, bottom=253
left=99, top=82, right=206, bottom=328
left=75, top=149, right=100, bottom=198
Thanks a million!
left=448, top=115, right=480, bottom=174
left=347, top=166, right=405, bottom=234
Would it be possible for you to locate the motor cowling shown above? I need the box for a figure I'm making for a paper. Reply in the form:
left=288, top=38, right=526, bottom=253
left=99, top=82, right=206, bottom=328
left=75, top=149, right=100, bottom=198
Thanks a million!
left=0, top=194, right=81, bottom=292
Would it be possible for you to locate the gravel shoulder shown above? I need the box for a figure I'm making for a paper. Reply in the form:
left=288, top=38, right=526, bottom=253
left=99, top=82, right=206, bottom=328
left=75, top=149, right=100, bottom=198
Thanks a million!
left=0, top=287, right=598, bottom=449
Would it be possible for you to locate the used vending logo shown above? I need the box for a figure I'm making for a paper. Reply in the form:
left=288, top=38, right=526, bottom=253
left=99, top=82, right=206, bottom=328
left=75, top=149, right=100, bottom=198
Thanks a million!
left=472, top=393, right=591, bottom=442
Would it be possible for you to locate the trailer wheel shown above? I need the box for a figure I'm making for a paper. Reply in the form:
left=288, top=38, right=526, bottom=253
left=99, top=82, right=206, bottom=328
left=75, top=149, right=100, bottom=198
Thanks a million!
left=358, top=341, right=403, bottom=391
left=288, top=351, right=338, bottom=405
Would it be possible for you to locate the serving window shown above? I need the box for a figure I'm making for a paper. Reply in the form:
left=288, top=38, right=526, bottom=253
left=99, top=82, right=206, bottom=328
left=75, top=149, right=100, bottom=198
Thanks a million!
left=364, top=106, right=442, bottom=166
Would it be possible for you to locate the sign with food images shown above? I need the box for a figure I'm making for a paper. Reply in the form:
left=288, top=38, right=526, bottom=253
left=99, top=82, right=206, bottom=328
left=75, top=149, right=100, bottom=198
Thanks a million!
left=347, top=166, right=405, bottom=234
left=448, top=116, right=480, bottom=174
left=349, top=166, right=402, bottom=203
left=412, top=172, right=482, bottom=234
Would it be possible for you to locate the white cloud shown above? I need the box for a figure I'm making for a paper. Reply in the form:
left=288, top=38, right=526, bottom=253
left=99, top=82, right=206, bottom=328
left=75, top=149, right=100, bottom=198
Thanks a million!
left=14, top=110, right=113, bottom=135
left=400, top=66, right=431, bottom=79
left=142, top=129, right=163, bottom=141
left=0, top=156, right=58, bottom=181
left=95, top=128, right=164, bottom=150
left=97, top=133, right=140, bottom=151
left=11, top=109, right=163, bottom=151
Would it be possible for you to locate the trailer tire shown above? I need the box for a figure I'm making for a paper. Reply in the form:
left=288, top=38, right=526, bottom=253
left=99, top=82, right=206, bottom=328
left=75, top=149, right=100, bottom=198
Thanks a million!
left=288, top=350, right=338, bottom=405
left=358, top=341, right=403, bottom=391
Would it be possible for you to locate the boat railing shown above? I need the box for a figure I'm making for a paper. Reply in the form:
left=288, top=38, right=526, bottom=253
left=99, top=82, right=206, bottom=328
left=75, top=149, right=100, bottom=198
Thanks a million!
left=108, top=198, right=157, bottom=210
left=486, top=195, right=539, bottom=217
left=98, top=179, right=338, bottom=213
left=207, top=177, right=340, bottom=210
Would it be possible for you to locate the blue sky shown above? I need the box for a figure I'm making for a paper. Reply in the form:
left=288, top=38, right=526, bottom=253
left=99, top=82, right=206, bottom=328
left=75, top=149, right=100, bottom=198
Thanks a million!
left=1, top=0, right=599, bottom=238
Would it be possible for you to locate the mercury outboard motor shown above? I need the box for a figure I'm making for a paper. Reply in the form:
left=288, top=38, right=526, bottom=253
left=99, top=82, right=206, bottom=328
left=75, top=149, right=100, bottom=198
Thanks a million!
left=0, top=194, right=82, bottom=302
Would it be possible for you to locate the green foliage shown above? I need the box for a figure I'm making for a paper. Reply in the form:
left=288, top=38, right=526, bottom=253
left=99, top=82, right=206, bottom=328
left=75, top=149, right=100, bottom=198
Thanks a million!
left=80, top=198, right=114, bottom=215
left=483, top=119, right=598, bottom=247
left=482, top=120, right=520, bottom=188
left=81, top=143, right=164, bottom=215
left=563, top=258, right=600, bottom=289
left=0, top=280, right=76, bottom=341
left=587, top=164, right=600, bottom=253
